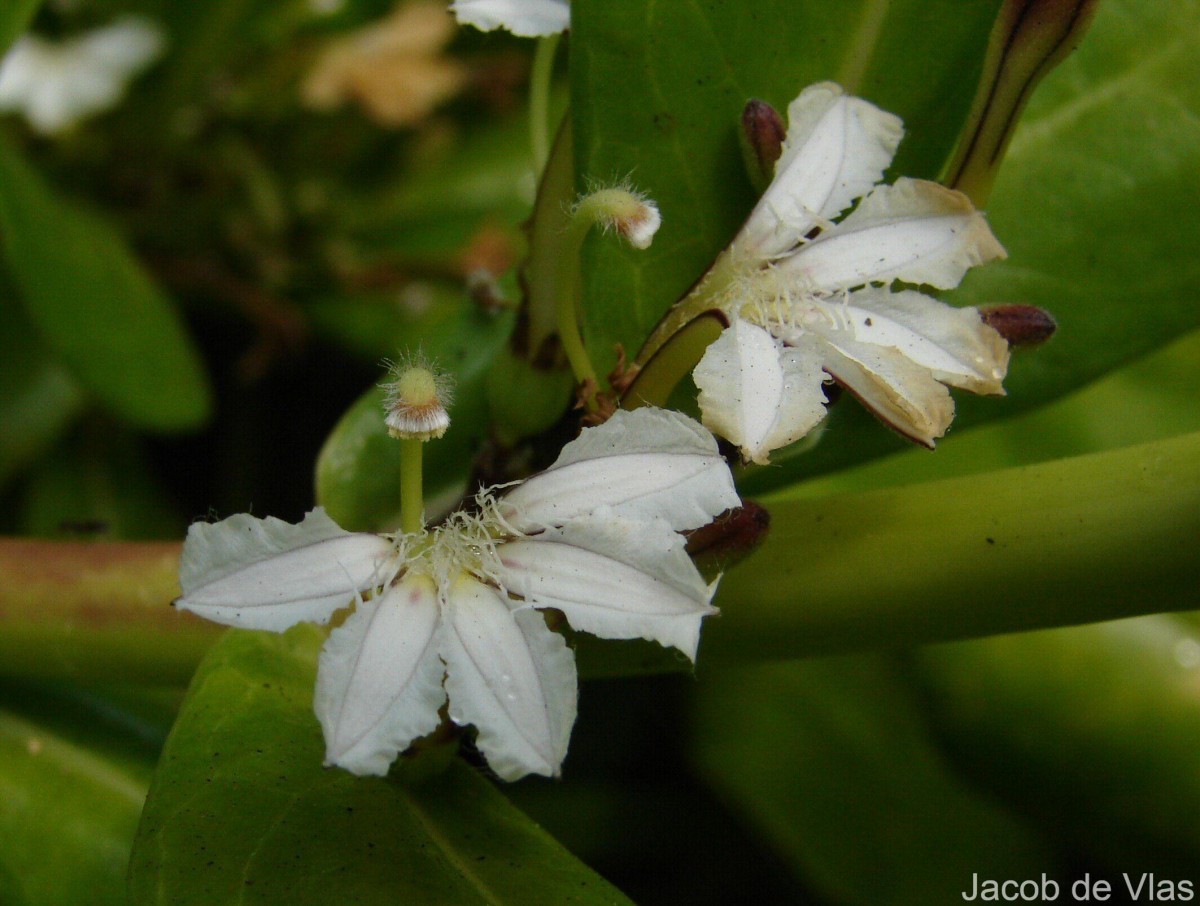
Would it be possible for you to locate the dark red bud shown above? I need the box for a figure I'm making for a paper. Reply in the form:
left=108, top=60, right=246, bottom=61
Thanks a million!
left=740, top=100, right=786, bottom=190
left=686, top=501, right=771, bottom=577
left=980, top=304, right=1058, bottom=347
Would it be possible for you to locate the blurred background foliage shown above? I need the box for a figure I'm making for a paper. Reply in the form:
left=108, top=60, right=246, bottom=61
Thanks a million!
left=0, top=0, right=1198, bottom=903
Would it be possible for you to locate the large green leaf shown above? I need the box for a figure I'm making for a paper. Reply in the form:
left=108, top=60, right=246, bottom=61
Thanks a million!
left=915, top=616, right=1200, bottom=873
left=0, top=137, right=211, bottom=432
left=128, top=627, right=633, bottom=905
left=571, top=0, right=1001, bottom=377
left=693, top=656, right=1054, bottom=905
left=0, top=681, right=168, bottom=906
left=743, top=0, right=1200, bottom=492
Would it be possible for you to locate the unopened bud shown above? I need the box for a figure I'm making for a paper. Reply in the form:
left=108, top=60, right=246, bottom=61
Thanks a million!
left=739, top=99, right=786, bottom=191
left=980, top=304, right=1057, bottom=347
left=382, top=356, right=453, bottom=440
left=574, top=186, right=661, bottom=249
left=685, top=501, right=771, bottom=577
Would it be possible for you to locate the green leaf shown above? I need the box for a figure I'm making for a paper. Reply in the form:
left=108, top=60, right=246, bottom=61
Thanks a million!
left=571, top=0, right=1002, bottom=377
left=0, top=298, right=84, bottom=489
left=693, top=656, right=1054, bottom=905
left=0, top=0, right=40, bottom=56
left=743, top=0, right=1200, bottom=492
left=316, top=303, right=513, bottom=532
left=0, top=136, right=211, bottom=432
left=0, top=681, right=163, bottom=906
left=705, top=432, right=1200, bottom=663
left=129, top=627, right=634, bottom=906
left=915, top=616, right=1200, bottom=872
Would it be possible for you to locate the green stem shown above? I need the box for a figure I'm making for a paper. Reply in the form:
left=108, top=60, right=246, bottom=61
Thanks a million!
left=529, top=33, right=562, bottom=175
left=557, top=213, right=602, bottom=409
left=577, top=431, right=1200, bottom=676
left=400, top=437, right=425, bottom=534
left=7, top=434, right=1197, bottom=685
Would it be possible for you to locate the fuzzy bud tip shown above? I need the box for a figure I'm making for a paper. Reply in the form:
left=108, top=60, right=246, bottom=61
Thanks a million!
left=575, top=185, right=662, bottom=250
left=382, top=357, right=454, bottom=440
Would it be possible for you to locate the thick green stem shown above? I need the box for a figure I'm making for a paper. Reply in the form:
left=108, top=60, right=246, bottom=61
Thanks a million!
left=0, top=539, right=217, bottom=685
left=399, top=437, right=424, bottom=534
left=578, top=431, right=1200, bottom=676
left=5, top=434, right=1197, bottom=685
left=529, top=33, right=562, bottom=174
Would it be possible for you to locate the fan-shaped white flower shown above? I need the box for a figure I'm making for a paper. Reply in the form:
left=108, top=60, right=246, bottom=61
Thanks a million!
left=176, top=408, right=738, bottom=781
left=0, top=17, right=165, bottom=135
left=690, top=82, right=1010, bottom=464
left=450, top=0, right=568, bottom=36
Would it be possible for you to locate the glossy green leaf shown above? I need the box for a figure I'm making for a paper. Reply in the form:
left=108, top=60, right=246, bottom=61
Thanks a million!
left=316, top=302, right=513, bottom=532
left=693, top=656, right=1054, bottom=905
left=571, top=0, right=1001, bottom=377
left=129, top=626, right=633, bottom=906
left=0, top=0, right=39, bottom=56
left=0, top=681, right=166, bottom=906
left=0, top=136, right=211, bottom=432
left=743, top=0, right=1200, bottom=492
left=915, top=616, right=1200, bottom=872
left=0, top=298, right=84, bottom=489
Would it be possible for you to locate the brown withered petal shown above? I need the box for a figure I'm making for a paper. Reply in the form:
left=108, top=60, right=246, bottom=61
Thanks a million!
left=980, top=304, right=1058, bottom=347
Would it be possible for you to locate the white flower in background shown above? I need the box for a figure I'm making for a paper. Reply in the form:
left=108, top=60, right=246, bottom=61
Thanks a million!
left=450, top=0, right=569, bottom=36
left=692, top=82, right=1010, bottom=464
left=176, top=408, right=738, bottom=781
left=0, top=17, right=165, bottom=135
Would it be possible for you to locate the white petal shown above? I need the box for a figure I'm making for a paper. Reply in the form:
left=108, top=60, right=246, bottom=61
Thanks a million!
left=694, top=319, right=828, bottom=465
left=495, top=515, right=716, bottom=660
left=836, top=287, right=1009, bottom=393
left=77, top=17, right=165, bottom=75
left=815, top=334, right=955, bottom=447
left=0, top=19, right=163, bottom=135
left=737, top=82, right=903, bottom=260
left=441, top=576, right=576, bottom=780
left=450, top=0, right=569, bottom=36
left=176, top=508, right=394, bottom=631
left=315, top=575, right=446, bottom=776
left=500, top=408, right=740, bottom=533
left=784, top=177, right=1006, bottom=291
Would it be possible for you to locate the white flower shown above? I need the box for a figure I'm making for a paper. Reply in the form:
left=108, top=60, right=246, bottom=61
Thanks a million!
left=691, top=82, right=1010, bottom=464
left=0, top=17, right=165, bottom=135
left=450, top=0, right=568, bottom=36
left=175, top=408, right=739, bottom=781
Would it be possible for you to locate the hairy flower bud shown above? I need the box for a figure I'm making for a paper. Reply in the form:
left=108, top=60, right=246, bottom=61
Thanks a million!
left=382, top=356, right=453, bottom=439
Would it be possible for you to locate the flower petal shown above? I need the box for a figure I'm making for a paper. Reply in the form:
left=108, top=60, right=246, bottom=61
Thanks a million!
left=737, top=82, right=903, bottom=260
left=500, top=408, right=739, bottom=533
left=835, top=287, right=1010, bottom=393
left=450, top=0, right=569, bottom=36
left=175, top=507, right=394, bottom=631
left=441, top=576, right=576, bottom=781
left=815, top=334, right=955, bottom=447
left=314, top=574, right=446, bottom=776
left=784, top=177, right=1006, bottom=291
left=694, top=319, right=828, bottom=465
left=495, top=515, right=717, bottom=661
